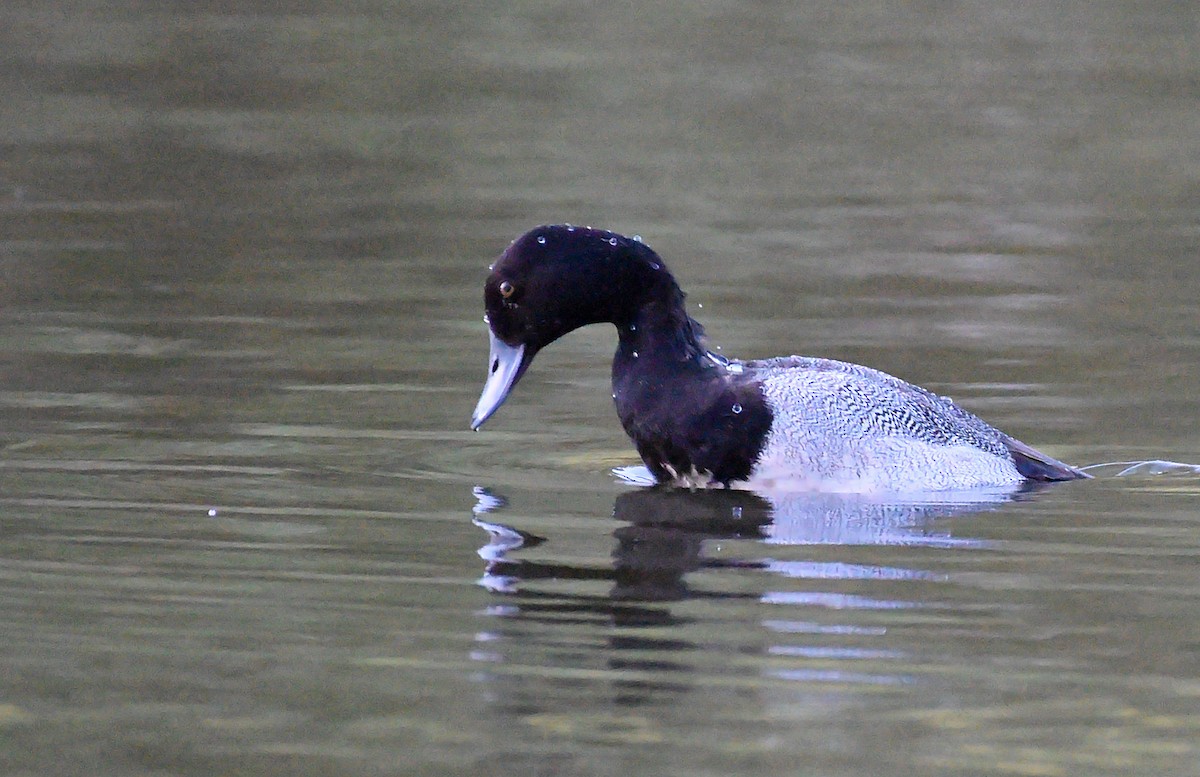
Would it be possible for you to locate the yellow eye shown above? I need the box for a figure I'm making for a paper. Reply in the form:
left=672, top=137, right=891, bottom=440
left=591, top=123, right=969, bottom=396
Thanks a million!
left=499, top=280, right=515, bottom=299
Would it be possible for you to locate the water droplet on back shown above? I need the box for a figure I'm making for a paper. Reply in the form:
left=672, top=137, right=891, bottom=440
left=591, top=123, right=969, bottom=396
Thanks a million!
left=633, top=234, right=643, bottom=243
left=536, top=235, right=546, bottom=244
left=632, top=351, right=639, bottom=358
left=608, top=237, right=618, bottom=246
left=731, top=403, right=743, bottom=414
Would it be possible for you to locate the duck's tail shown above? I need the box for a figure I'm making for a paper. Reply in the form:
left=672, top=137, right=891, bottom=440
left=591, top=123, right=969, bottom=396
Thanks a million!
left=1005, top=436, right=1092, bottom=481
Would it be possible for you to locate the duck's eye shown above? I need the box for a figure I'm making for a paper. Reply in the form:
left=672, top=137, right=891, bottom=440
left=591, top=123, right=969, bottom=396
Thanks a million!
left=499, top=280, right=515, bottom=299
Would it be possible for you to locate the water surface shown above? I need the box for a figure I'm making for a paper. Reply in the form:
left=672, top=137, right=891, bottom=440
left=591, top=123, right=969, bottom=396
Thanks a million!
left=1, top=2, right=1199, bottom=776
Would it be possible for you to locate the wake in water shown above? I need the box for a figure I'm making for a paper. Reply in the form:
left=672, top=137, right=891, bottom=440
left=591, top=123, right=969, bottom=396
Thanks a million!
left=1079, top=460, right=1200, bottom=477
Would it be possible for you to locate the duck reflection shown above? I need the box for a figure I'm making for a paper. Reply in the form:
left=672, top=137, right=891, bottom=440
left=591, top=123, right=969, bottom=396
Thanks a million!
left=473, top=485, right=1015, bottom=604
left=469, top=485, right=1022, bottom=706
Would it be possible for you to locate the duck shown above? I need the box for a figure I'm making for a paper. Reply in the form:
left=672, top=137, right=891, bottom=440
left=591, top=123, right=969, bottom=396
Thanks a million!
left=470, top=225, right=1089, bottom=492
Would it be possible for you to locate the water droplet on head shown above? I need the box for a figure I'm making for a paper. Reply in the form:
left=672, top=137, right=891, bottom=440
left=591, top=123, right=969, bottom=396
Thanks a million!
left=632, top=351, right=639, bottom=358
left=649, top=262, right=661, bottom=270
left=633, top=234, right=643, bottom=243
left=607, top=237, right=618, bottom=246
left=731, top=403, right=743, bottom=414
left=536, top=235, right=546, bottom=244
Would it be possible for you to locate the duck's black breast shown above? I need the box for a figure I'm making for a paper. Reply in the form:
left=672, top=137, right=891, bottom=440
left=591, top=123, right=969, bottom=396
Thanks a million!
left=612, top=349, right=773, bottom=486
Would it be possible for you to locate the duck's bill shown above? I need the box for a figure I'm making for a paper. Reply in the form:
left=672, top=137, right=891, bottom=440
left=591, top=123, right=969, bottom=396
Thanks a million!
left=470, top=333, right=529, bottom=430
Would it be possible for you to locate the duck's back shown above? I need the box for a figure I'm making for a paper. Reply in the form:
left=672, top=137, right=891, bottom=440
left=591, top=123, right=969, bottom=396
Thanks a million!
left=742, top=356, right=1079, bottom=492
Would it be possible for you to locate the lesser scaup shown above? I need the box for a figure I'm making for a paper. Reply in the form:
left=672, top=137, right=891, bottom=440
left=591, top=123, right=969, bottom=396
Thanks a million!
left=470, top=225, right=1089, bottom=492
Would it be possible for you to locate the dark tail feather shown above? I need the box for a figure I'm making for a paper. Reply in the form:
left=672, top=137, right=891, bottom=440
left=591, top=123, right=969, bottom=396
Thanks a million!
left=1006, top=436, right=1091, bottom=481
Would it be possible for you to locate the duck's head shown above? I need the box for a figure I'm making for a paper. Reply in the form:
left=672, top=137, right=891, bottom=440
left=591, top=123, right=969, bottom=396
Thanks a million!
left=470, top=225, right=672, bottom=430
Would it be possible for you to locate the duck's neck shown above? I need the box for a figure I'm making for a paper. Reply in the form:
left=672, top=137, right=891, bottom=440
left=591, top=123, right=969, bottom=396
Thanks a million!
left=615, top=297, right=710, bottom=366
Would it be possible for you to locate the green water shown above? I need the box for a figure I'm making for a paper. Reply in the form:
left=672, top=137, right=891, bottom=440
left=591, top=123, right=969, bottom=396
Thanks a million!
left=1, top=2, right=1199, bottom=775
